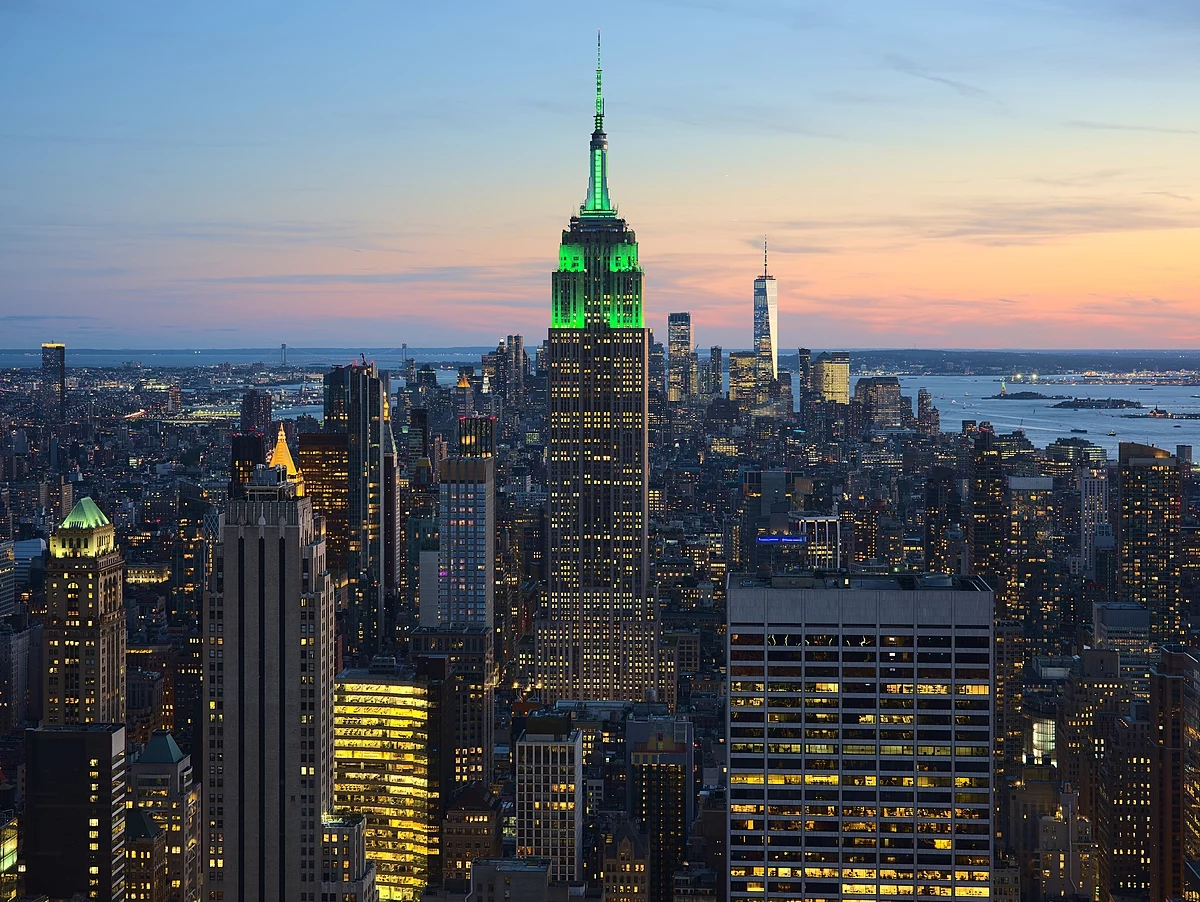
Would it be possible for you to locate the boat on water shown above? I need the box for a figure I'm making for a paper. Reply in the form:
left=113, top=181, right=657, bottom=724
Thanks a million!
left=1071, top=428, right=1088, bottom=434
left=1109, top=429, right=1117, bottom=436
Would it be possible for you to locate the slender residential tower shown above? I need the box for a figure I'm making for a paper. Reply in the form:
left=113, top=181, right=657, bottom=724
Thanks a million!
left=540, top=35, right=657, bottom=702
left=752, top=239, right=778, bottom=401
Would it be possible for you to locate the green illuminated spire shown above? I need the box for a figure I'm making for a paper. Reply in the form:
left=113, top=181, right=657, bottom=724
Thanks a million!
left=582, top=30, right=614, bottom=217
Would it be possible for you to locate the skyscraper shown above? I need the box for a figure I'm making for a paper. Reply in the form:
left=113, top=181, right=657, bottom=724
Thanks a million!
left=41, top=341, right=66, bottom=424
left=727, top=351, right=756, bottom=409
left=203, top=461, right=335, bottom=902
left=436, top=419, right=496, bottom=630
left=541, top=37, right=656, bottom=702
left=1117, top=442, right=1184, bottom=646
left=44, top=497, right=126, bottom=725
left=324, top=361, right=400, bottom=656
left=667, top=312, right=693, bottom=403
left=752, top=240, right=778, bottom=398
left=334, top=657, right=454, bottom=901
left=811, top=350, right=850, bottom=404
left=298, top=432, right=351, bottom=574
left=515, top=719, right=584, bottom=883
left=239, top=388, right=273, bottom=435
left=726, top=574, right=994, bottom=902
left=25, top=723, right=127, bottom=902
left=627, top=716, right=694, bottom=902
left=708, top=345, right=723, bottom=398
left=128, top=730, right=202, bottom=902
left=796, top=347, right=812, bottom=395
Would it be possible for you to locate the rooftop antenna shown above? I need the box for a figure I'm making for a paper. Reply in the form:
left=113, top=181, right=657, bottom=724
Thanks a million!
left=763, top=236, right=769, bottom=278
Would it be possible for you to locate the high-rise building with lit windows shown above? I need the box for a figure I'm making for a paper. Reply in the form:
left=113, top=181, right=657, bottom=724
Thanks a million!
left=128, top=730, right=201, bottom=902
left=667, top=313, right=693, bottom=403
left=44, top=496, right=126, bottom=725
left=811, top=351, right=850, bottom=404
left=41, top=341, right=66, bottom=424
left=541, top=37, right=656, bottom=703
left=25, top=723, right=127, bottom=902
left=334, top=657, right=454, bottom=901
left=324, top=361, right=400, bottom=656
left=203, top=461, right=335, bottom=902
left=515, top=719, right=583, bottom=883
left=726, top=574, right=994, bottom=902
left=753, top=242, right=778, bottom=401
left=1117, top=442, right=1184, bottom=646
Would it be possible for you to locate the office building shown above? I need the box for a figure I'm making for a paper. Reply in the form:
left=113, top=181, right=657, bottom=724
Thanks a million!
left=1117, top=442, right=1184, bottom=645
left=602, top=822, right=650, bottom=902
left=1093, top=603, right=1152, bottom=697
left=1080, top=466, right=1109, bottom=578
left=203, top=461, right=335, bottom=902
left=126, top=808, right=170, bottom=902
left=728, top=351, right=756, bottom=409
left=457, top=413, right=496, bottom=458
left=727, top=573, right=994, bottom=902
left=924, top=467, right=961, bottom=575
left=466, top=860, right=552, bottom=902
left=299, top=431, right=351, bottom=574
left=239, top=389, right=273, bottom=436
left=753, top=243, right=778, bottom=399
left=229, top=432, right=266, bottom=499
left=41, top=341, right=66, bottom=424
left=0, top=620, right=28, bottom=735
left=542, top=42, right=656, bottom=703
left=44, top=496, right=126, bottom=725
left=320, top=815, right=381, bottom=902
left=811, top=351, right=850, bottom=404
left=969, top=430, right=1007, bottom=602
left=708, top=345, right=723, bottom=398
left=324, top=361, right=400, bottom=656
left=853, top=377, right=909, bottom=432
left=25, top=723, right=127, bottom=902
left=436, top=421, right=496, bottom=630
left=667, top=313, right=693, bottom=403
left=628, top=716, right=694, bottom=902
left=797, top=348, right=812, bottom=395
left=334, top=657, right=454, bottom=900
left=0, top=539, right=13, bottom=617
left=516, top=719, right=584, bottom=884
left=441, top=782, right=503, bottom=890
left=409, top=626, right=494, bottom=786
left=128, top=730, right=202, bottom=902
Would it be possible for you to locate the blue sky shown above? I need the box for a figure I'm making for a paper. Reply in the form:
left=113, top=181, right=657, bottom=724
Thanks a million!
left=1, top=0, right=1198, bottom=349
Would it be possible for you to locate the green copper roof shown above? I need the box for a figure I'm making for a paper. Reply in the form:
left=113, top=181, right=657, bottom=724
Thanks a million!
left=60, top=496, right=110, bottom=530
left=140, top=730, right=186, bottom=765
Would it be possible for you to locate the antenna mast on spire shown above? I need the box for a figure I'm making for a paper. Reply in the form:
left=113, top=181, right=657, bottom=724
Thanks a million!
left=763, top=236, right=768, bottom=277
left=594, top=29, right=604, bottom=131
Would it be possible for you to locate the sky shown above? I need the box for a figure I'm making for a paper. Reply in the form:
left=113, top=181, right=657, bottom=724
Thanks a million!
left=1, top=0, right=1198, bottom=351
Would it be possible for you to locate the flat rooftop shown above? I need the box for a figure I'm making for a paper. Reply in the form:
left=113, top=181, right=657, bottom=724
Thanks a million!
left=730, top=571, right=991, bottom=593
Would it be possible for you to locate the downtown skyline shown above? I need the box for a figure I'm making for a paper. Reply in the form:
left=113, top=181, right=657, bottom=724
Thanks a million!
left=2, top=1, right=1199, bottom=350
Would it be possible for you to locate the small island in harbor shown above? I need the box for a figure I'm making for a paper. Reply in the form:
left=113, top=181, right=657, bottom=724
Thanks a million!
left=988, top=390, right=1070, bottom=400
left=1051, top=398, right=1143, bottom=410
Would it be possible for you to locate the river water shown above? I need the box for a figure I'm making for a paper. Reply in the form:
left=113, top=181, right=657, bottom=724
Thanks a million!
left=898, top=376, right=1200, bottom=456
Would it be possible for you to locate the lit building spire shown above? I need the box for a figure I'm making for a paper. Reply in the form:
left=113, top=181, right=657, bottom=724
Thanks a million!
left=582, top=29, right=614, bottom=217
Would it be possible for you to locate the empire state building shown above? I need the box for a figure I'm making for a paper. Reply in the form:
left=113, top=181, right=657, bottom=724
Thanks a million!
left=539, top=37, right=658, bottom=702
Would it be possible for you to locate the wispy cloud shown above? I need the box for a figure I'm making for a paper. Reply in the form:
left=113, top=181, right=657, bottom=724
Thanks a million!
left=884, top=55, right=1001, bottom=105
left=1067, top=120, right=1197, bottom=136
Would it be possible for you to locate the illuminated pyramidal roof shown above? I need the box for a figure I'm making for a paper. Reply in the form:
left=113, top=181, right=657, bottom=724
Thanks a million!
left=60, top=496, right=110, bottom=530
left=268, top=423, right=299, bottom=476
